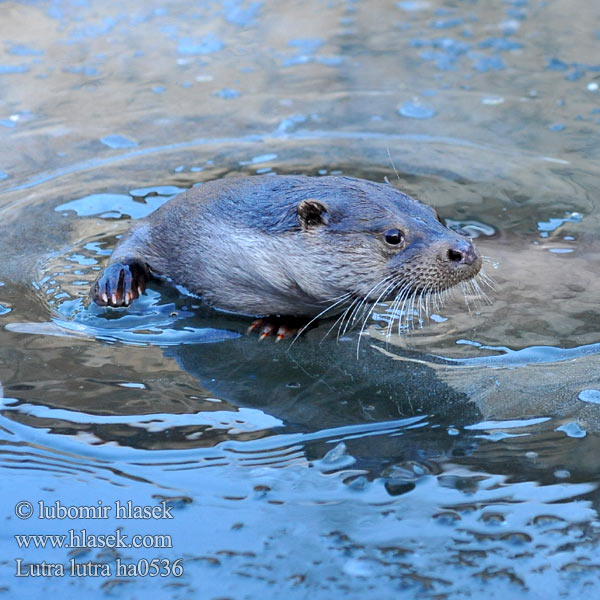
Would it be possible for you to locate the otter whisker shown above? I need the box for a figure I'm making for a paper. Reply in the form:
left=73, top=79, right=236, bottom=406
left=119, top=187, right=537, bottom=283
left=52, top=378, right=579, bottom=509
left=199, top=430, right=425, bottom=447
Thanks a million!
left=415, top=288, right=423, bottom=324
left=331, top=296, right=363, bottom=342
left=343, top=274, right=397, bottom=337
left=428, top=283, right=439, bottom=315
left=338, top=300, right=361, bottom=339
left=397, top=280, right=419, bottom=334
left=379, top=268, right=494, bottom=341
left=387, top=279, right=414, bottom=335
left=341, top=292, right=375, bottom=338
left=419, top=285, right=431, bottom=324
left=479, top=273, right=495, bottom=290
left=464, top=279, right=478, bottom=311
left=345, top=278, right=392, bottom=330
left=414, top=288, right=425, bottom=328
left=392, top=281, right=414, bottom=334
left=474, top=276, right=491, bottom=307
left=385, top=280, right=410, bottom=340
left=319, top=299, right=356, bottom=343
left=369, top=278, right=402, bottom=325
left=460, top=281, right=475, bottom=317
left=474, top=276, right=493, bottom=304
left=415, top=288, right=424, bottom=325
left=356, top=277, right=402, bottom=357
left=470, top=276, right=491, bottom=307
left=409, top=288, right=419, bottom=331
left=375, top=269, right=494, bottom=342
left=433, top=292, right=439, bottom=315
left=479, top=260, right=497, bottom=284
left=433, top=287, right=442, bottom=314
left=331, top=275, right=398, bottom=346
left=424, top=284, right=433, bottom=320
left=289, top=291, right=354, bottom=347
left=469, top=279, right=484, bottom=312
left=386, top=145, right=402, bottom=184
left=317, top=290, right=356, bottom=305
left=394, top=281, right=414, bottom=328
left=430, top=286, right=439, bottom=313
left=477, top=267, right=496, bottom=292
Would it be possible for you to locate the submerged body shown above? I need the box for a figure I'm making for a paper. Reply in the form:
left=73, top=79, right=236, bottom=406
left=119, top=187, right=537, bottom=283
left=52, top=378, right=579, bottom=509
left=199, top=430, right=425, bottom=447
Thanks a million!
left=90, top=175, right=482, bottom=320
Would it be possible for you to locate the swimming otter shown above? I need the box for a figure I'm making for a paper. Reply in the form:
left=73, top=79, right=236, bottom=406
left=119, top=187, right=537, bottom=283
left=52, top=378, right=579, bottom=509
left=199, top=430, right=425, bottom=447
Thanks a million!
left=90, top=175, right=482, bottom=337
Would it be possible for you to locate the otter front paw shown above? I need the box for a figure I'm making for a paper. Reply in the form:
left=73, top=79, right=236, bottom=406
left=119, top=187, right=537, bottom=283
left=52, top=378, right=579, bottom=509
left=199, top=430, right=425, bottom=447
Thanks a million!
left=90, top=262, right=148, bottom=307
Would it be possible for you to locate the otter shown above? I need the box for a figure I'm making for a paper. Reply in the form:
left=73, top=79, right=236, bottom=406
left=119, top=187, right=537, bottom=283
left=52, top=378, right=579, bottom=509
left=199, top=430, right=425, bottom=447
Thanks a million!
left=90, top=175, right=482, bottom=338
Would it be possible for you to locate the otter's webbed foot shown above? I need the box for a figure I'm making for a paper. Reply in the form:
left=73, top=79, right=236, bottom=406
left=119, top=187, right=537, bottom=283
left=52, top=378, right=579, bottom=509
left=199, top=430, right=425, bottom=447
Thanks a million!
left=90, top=262, right=149, bottom=307
left=247, top=317, right=317, bottom=342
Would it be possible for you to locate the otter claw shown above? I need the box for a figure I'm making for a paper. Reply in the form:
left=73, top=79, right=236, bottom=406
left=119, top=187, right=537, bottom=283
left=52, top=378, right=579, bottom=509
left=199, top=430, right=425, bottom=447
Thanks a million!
left=247, top=321, right=261, bottom=334
left=259, top=322, right=277, bottom=340
left=90, top=262, right=149, bottom=308
left=275, top=325, right=295, bottom=341
left=248, top=317, right=310, bottom=342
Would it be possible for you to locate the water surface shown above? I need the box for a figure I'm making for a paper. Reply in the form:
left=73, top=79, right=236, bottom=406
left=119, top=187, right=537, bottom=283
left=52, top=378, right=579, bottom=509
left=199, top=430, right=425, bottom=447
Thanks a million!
left=2, top=1, right=600, bottom=598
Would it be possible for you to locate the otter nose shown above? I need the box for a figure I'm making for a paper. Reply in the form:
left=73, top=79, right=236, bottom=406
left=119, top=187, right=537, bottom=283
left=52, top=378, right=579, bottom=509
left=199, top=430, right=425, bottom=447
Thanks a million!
left=445, top=239, right=479, bottom=266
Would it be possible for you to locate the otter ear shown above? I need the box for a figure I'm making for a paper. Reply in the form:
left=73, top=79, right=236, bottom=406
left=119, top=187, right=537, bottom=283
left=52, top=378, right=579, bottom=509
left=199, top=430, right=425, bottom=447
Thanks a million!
left=297, top=198, right=329, bottom=229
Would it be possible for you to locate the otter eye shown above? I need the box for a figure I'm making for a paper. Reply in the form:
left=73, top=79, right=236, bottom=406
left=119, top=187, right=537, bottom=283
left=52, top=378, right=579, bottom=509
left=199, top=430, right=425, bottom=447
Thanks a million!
left=384, top=228, right=404, bottom=246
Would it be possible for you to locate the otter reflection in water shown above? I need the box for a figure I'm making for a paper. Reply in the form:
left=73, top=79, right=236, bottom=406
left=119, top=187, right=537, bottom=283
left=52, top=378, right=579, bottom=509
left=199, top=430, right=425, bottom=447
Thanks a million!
left=90, top=175, right=491, bottom=339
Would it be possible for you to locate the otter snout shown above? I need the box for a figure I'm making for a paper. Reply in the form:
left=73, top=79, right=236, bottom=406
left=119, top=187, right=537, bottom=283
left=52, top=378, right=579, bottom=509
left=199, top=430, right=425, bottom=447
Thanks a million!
left=444, top=238, right=480, bottom=267
left=419, top=236, right=481, bottom=290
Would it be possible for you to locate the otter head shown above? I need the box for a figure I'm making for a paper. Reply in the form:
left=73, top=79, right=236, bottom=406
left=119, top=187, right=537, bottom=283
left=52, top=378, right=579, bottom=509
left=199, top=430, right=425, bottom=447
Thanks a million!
left=374, top=202, right=483, bottom=298
left=295, top=181, right=482, bottom=309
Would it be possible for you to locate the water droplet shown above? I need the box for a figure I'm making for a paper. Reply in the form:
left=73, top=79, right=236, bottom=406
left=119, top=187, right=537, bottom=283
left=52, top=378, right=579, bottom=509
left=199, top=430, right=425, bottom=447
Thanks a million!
left=481, top=512, right=506, bottom=525
left=430, top=314, right=448, bottom=323
left=313, top=442, right=356, bottom=471
left=177, top=34, right=224, bottom=55
left=556, top=422, right=587, bottom=438
left=433, top=511, right=461, bottom=525
left=398, top=101, right=436, bottom=119
left=482, top=96, right=505, bottom=105
left=0, top=64, right=29, bottom=74
left=578, top=389, right=600, bottom=404
left=554, top=469, right=571, bottom=479
left=215, top=88, right=240, bottom=99
left=397, top=1, right=430, bottom=12
left=342, top=558, right=373, bottom=577
left=100, top=134, right=138, bottom=149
